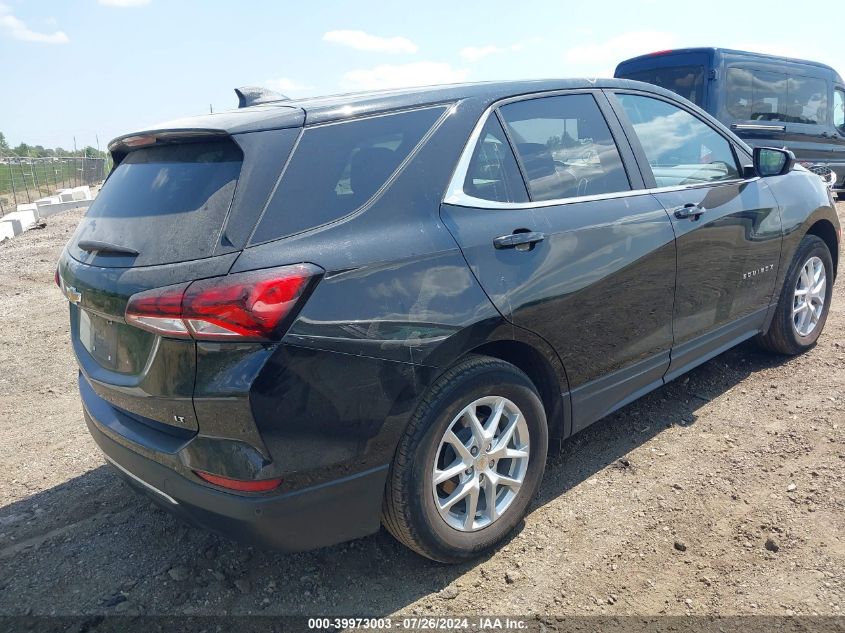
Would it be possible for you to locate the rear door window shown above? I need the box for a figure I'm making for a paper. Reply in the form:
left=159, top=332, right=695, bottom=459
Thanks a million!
left=618, top=93, right=740, bottom=187
left=498, top=93, right=630, bottom=201
left=71, top=140, right=242, bottom=266
left=251, top=106, right=445, bottom=243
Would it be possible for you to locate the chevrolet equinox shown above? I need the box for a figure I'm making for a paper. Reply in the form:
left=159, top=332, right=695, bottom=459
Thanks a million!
left=58, top=79, right=840, bottom=562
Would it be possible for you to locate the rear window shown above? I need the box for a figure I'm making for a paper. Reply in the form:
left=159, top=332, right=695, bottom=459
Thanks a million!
left=250, top=106, right=445, bottom=244
left=619, top=65, right=705, bottom=107
left=72, top=140, right=242, bottom=265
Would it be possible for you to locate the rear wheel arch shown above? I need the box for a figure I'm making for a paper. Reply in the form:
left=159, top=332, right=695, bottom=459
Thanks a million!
left=805, top=219, right=839, bottom=279
left=465, top=339, right=568, bottom=441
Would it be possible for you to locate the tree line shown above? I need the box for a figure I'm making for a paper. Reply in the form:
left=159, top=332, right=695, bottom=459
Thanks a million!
left=0, top=131, right=108, bottom=159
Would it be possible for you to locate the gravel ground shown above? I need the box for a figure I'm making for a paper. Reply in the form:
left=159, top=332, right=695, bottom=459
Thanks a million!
left=0, top=205, right=843, bottom=619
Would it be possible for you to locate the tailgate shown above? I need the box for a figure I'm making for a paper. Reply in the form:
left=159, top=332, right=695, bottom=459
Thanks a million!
left=60, top=128, right=301, bottom=434
left=60, top=251, right=239, bottom=433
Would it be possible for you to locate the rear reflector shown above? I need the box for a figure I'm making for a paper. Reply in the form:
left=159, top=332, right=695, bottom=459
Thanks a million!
left=125, top=264, right=322, bottom=341
left=194, top=470, right=283, bottom=492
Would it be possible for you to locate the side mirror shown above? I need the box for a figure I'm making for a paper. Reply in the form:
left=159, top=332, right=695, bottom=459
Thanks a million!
left=753, top=147, right=795, bottom=177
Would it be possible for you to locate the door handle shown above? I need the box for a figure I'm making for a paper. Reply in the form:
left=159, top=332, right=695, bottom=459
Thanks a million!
left=493, top=231, right=546, bottom=250
left=673, top=204, right=706, bottom=220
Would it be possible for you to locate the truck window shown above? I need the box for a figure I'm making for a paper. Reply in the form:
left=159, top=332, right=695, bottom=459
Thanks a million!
left=727, top=67, right=828, bottom=125
left=833, top=88, right=844, bottom=132
left=787, top=76, right=828, bottom=124
left=726, top=68, right=787, bottom=121
left=620, top=66, right=705, bottom=107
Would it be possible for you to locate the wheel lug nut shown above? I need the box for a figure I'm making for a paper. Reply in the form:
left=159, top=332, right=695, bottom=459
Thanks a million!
left=465, top=468, right=473, bottom=476
left=470, top=446, right=478, bottom=456
left=485, top=443, right=492, bottom=452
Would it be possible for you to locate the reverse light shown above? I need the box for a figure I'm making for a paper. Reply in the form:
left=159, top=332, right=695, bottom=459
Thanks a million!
left=125, top=264, right=322, bottom=341
left=194, top=470, right=283, bottom=492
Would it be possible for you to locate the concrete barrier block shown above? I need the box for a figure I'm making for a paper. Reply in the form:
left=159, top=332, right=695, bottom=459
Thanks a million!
left=35, top=196, right=61, bottom=208
left=0, top=218, right=23, bottom=238
left=71, top=186, right=92, bottom=201
left=16, top=202, right=39, bottom=216
left=0, top=220, right=18, bottom=241
left=37, top=199, right=92, bottom=218
left=4, top=209, right=39, bottom=230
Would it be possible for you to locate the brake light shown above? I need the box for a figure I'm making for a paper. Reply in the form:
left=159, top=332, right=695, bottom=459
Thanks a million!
left=194, top=470, right=283, bottom=492
left=54, top=267, right=60, bottom=288
left=125, top=264, right=322, bottom=341
left=122, top=135, right=157, bottom=148
left=648, top=50, right=673, bottom=56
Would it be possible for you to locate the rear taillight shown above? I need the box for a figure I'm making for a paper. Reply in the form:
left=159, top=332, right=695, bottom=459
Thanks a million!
left=125, top=264, right=322, bottom=341
left=194, top=470, right=283, bottom=492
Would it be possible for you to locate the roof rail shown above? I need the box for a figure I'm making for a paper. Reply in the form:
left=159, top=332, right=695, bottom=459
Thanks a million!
left=234, top=86, right=289, bottom=108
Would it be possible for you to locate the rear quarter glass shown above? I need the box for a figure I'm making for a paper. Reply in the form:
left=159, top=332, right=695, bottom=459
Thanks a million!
left=249, top=106, right=446, bottom=244
left=69, top=140, right=243, bottom=267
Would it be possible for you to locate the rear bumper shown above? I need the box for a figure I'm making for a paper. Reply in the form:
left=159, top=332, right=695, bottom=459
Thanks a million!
left=84, top=407, right=388, bottom=551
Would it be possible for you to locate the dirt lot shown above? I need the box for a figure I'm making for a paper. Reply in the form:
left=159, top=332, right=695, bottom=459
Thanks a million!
left=0, top=205, right=843, bottom=619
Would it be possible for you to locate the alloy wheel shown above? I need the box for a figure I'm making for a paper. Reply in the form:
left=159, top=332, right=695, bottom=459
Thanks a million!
left=431, top=396, right=530, bottom=532
left=792, top=255, right=826, bottom=337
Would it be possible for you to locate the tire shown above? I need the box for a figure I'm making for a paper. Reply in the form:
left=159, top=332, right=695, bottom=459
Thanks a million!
left=758, top=234, right=834, bottom=355
left=382, top=355, right=548, bottom=563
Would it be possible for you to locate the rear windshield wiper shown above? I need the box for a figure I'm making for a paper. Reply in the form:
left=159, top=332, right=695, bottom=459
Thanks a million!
left=77, top=240, right=139, bottom=256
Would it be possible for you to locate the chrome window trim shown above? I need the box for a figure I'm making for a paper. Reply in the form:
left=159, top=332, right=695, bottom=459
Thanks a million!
left=731, top=123, right=786, bottom=132
left=443, top=89, right=628, bottom=209
left=443, top=91, right=751, bottom=211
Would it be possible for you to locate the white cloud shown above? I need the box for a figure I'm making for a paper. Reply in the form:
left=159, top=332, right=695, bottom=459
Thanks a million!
left=460, top=45, right=501, bottom=62
left=341, top=61, right=469, bottom=90
left=264, top=77, right=313, bottom=93
left=564, top=30, right=677, bottom=67
left=323, top=30, right=417, bottom=54
left=98, top=0, right=151, bottom=6
left=0, top=3, right=68, bottom=44
left=460, top=43, right=526, bottom=62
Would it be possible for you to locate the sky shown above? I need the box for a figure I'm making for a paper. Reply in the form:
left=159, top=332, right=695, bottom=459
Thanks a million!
left=1, top=0, right=840, bottom=150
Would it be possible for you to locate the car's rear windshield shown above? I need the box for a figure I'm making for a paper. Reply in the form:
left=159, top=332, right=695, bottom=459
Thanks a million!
left=619, top=65, right=705, bottom=107
left=71, top=139, right=242, bottom=266
left=250, top=106, right=445, bottom=244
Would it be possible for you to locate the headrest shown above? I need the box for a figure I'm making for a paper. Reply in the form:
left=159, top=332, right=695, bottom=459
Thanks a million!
left=516, top=142, right=555, bottom=179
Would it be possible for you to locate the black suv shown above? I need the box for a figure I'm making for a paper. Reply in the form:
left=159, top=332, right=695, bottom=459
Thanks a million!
left=58, top=79, right=840, bottom=563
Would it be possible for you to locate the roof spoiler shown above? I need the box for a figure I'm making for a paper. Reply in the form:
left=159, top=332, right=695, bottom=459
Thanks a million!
left=235, top=86, right=289, bottom=108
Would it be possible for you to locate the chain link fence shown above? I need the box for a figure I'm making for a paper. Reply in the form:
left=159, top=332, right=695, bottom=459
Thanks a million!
left=0, top=156, right=110, bottom=216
